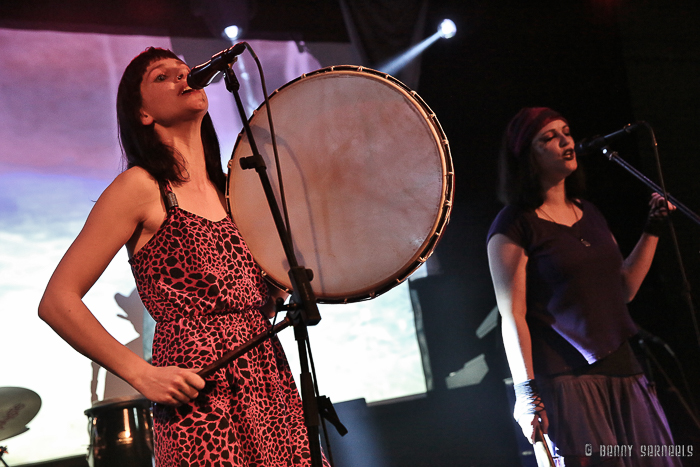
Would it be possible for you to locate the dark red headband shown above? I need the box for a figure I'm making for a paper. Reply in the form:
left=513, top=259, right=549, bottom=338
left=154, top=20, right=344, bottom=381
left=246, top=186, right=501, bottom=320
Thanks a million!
left=506, top=107, right=567, bottom=159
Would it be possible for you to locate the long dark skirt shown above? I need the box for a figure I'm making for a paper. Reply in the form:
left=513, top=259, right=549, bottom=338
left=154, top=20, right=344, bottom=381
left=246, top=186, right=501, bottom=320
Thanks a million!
left=539, top=373, right=684, bottom=467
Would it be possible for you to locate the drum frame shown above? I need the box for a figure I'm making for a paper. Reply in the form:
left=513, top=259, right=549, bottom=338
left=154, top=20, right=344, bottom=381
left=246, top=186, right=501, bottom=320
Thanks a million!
left=226, top=65, right=454, bottom=304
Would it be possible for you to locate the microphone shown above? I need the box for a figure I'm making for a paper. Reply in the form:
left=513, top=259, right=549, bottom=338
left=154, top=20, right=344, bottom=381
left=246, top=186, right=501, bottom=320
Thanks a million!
left=574, top=122, right=639, bottom=156
left=187, top=42, right=247, bottom=90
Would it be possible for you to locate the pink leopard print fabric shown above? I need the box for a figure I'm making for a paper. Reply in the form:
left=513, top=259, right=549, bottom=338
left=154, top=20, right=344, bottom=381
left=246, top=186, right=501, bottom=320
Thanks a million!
left=130, top=195, right=319, bottom=466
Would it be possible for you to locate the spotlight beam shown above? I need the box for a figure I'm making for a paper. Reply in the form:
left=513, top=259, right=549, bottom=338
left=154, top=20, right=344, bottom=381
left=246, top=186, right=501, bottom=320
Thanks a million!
left=378, top=32, right=441, bottom=76
left=378, top=19, right=456, bottom=77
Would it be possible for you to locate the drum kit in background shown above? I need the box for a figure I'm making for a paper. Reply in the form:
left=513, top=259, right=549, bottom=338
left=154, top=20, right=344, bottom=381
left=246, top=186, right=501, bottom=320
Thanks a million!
left=5, top=65, right=453, bottom=467
left=0, top=388, right=41, bottom=442
left=0, top=388, right=153, bottom=467
left=0, top=387, right=41, bottom=466
left=84, top=396, right=154, bottom=467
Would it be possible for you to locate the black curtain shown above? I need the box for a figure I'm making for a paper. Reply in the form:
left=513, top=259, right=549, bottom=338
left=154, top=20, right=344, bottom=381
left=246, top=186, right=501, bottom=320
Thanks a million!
left=339, top=0, right=428, bottom=90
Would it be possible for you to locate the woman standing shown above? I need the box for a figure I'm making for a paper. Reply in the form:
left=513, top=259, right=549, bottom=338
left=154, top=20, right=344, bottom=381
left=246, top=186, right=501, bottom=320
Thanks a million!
left=487, top=107, right=679, bottom=466
left=39, top=47, right=320, bottom=466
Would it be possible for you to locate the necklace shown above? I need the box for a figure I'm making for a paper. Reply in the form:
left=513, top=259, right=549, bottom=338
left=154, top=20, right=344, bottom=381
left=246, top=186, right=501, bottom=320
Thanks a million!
left=538, top=202, right=591, bottom=247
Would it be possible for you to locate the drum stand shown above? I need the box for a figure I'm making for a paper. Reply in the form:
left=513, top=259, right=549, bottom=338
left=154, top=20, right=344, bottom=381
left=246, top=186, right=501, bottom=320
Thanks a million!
left=196, top=53, right=345, bottom=467
left=0, top=446, right=9, bottom=467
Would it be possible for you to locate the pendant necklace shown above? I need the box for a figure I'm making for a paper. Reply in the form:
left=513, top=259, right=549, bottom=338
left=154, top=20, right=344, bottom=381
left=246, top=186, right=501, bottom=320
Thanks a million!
left=538, top=202, right=591, bottom=247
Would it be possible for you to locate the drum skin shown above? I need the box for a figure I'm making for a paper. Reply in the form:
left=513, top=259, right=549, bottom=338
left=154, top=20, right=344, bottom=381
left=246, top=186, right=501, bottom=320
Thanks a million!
left=228, top=66, right=453, bottom=303
left=84, top=396, right=154, bottom=467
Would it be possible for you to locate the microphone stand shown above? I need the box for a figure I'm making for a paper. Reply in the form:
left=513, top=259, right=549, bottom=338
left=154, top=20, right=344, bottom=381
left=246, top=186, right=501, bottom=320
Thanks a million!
left=599, top=129, right=700, bottom=352
left=637, top=337, right=700, bottom=432
left=0, top=446, right=9, bottom=467
left=196, top=61, right=343, bottom=467
left=598, top=148, right=700, bottom=226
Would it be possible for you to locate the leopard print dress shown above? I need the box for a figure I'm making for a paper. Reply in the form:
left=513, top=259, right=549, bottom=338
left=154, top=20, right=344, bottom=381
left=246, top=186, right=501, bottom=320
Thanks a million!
left=129, top=187, right=316, bottom=466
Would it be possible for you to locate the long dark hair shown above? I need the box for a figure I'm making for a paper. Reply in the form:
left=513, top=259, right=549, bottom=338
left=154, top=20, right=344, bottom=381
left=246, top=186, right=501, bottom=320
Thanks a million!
left=497, top=107, right=585, bottom=209
left=116, top=47, right=226, bottom=192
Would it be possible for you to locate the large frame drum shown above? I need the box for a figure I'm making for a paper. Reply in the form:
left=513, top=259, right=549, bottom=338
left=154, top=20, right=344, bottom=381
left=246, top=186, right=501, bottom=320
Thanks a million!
left=227, top=66, right=453, bottom=303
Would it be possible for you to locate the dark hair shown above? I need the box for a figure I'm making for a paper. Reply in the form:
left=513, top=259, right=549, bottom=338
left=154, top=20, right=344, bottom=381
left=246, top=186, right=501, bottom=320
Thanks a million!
left=116, top=47, right=226, bottom=192
left=497, top=107, right=585, bottom=209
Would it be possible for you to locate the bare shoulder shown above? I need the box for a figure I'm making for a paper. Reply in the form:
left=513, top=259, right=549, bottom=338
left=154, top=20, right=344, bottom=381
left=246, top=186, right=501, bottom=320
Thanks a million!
left=46, top=166, right=165, bottom=264
left=110, top=166, right=159, bottom=199
left=76, top=166, right=163, bottom=246
left=97, top=167, right=160, bottom=215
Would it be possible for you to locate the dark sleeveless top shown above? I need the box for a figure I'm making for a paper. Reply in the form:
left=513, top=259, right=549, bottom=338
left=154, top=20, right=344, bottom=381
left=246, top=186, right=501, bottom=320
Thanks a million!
left=488, top=200, right=639, bottom=376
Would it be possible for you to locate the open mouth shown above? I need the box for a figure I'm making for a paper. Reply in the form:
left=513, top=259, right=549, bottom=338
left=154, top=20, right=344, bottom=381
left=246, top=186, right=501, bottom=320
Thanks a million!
left=181, top=87, right=195, bottom=95
left=563, top=149, right=575, bottom=160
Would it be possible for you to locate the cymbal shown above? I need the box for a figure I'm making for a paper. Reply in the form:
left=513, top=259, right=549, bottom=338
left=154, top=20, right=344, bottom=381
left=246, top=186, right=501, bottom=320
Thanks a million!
left=0, top=387, right=41, bottom=441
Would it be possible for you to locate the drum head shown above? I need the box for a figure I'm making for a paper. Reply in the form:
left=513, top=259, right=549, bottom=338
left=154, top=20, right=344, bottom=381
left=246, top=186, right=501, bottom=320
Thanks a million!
left=228, top=66, right=453, bottom=303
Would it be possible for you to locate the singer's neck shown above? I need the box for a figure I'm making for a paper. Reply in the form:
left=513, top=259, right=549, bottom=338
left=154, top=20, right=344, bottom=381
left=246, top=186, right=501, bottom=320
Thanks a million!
left=154, top=120, right=208, bottom=185
left=537, top=180, right=581, bottom=226
left=540, top=179, right=569, bottom=208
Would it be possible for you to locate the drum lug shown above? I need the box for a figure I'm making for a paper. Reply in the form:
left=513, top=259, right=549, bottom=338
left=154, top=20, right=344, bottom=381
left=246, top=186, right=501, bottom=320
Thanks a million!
left=239, top=153, right=266, bottom=171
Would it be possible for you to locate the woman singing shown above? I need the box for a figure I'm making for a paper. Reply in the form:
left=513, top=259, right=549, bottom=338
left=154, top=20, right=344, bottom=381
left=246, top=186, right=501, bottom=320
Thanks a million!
left=487, top=107, right=679, bottom=466
left=39, top=47, right=322, bottom=466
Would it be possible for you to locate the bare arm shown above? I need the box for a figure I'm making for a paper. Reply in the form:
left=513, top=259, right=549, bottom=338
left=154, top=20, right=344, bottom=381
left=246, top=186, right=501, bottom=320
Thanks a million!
left=620, top=193, right=672, bottom=302
left=620, top=233, right=659, bottom=302
left=38, top=168, right=204, bottom=405
left=487, top=234, right=532, bottom=383
left=487, top=233, right=548, bottom=442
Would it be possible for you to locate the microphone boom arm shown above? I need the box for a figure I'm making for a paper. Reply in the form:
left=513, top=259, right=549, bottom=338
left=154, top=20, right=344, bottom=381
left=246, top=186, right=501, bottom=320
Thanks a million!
left=600, top=147, right=700, bottom=226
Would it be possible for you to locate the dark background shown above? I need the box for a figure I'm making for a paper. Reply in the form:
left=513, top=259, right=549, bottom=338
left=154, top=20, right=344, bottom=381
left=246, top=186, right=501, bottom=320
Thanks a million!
left=3, top=1, right=699, bottom=465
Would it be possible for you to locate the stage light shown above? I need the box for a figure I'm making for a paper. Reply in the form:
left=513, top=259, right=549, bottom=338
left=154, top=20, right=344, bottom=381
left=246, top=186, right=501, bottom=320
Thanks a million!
left=378, top=19, right=456, bottom=77
left=224, top=25, right=241, bottom=40
left=438, top=19, right=456, bottom=39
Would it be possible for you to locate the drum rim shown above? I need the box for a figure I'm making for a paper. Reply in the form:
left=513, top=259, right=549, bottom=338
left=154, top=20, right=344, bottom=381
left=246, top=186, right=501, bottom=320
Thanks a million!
left=85, top=395, right=152, bottom=415
left=226, top=65, right=454, bottom=303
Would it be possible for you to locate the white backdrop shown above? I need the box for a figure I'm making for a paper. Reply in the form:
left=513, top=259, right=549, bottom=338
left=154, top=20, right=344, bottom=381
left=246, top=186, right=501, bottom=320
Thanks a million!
left=0, top=29, right=426, bottom=464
